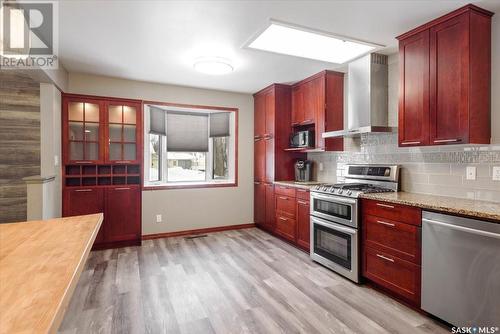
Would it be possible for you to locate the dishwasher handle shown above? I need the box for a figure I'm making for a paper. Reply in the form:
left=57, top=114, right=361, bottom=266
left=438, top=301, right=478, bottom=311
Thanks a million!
left=423, top=218, right=500, bottom=240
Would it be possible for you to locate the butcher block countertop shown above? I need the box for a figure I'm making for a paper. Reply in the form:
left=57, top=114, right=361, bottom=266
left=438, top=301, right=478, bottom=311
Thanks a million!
left=0, top=213, right=103, bottom=334
left=360, top=192, right=500, bottom=222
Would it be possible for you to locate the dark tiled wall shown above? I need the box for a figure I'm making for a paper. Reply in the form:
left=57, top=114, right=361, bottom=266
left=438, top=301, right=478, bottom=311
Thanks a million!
left=0, top=71, right=40, bottom=223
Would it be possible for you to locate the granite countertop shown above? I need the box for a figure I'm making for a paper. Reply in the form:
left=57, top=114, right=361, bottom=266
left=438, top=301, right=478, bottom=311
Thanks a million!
left=273, top=180, right=322, bottom=190
left=360, top=192, right=500, bottom=222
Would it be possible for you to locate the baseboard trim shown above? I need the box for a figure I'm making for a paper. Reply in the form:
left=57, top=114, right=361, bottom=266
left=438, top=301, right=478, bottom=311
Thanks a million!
left=142, top=223, right=256, bottom=240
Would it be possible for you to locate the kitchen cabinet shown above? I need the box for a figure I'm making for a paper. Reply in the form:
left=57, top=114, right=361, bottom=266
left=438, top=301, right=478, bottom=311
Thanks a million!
left=291, top=70, right=344, bottom=151
left=62, top=93, right=143, bottom=249
left=296, top=196, right=310, bottom=250
left=361, top=199, right=422, bottom=306
left=254, top=182, right=266, bottom=226
left=397, top=4, right=493, bottom=147
left=104, top=186, right=141, bottom=242
left=264, top=183, right=275, bottom=231
left=63, top=188, right=105, bottom=244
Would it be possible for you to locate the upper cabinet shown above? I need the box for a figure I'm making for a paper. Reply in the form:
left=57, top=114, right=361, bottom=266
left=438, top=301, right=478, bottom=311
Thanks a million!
left=106, top=102, right=142, bottom=164
left=291, top=70, right=344, bottom=151
left=397, top=4, right=493, bottom=147
left=64, top=97, right=104, bottom=163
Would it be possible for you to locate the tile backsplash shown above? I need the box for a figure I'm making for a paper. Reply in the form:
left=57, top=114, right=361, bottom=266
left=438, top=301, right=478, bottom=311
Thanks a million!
left=308, top=133, right=500, bottom=203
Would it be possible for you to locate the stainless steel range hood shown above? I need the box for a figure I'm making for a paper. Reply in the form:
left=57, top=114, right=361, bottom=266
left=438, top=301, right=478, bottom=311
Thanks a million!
left=323, top=53, right=395, bottom=138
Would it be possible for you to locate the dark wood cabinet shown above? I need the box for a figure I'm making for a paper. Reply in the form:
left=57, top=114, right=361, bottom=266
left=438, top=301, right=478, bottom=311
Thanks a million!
left=296, top=197, right=310, bottom=250
left=397, top=4, right=493, bottom=147
left=62, top=93, right=142, bottom=249
left=264, top=183, right=275, bottom=231
left=398, top=30, right=430, bottom=146
left=254, top=182, right=266, bottom=226
left=361, top=199, right=422, bottom=306
left=291, top=71, right=344, bottom=151
left=254, top=139, right=266, bottom=182
left=63, top=188, right=105, bottom=243
left=104, top=186, right=141, bottom=242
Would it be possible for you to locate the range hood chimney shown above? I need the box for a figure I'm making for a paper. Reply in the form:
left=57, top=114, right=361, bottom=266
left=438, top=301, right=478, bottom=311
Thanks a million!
left=323, top=53, right=395, bottom=138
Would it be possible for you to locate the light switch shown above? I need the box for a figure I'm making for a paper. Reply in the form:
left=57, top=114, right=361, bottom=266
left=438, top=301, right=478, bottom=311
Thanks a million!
left=493, top=166, right=500, bottom=181
left=466, top=166, right=476, bottom=180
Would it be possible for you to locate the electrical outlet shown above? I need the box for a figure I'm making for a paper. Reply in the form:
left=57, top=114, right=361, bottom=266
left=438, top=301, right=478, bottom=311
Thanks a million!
left=466, top=166, right=476, bottom=180
left=493, top=166, right=500, bottom=181
left=156, top=214, right=162, bottom=223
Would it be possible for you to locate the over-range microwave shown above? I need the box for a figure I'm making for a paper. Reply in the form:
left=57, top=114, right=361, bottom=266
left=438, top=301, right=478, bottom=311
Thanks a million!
left=290, top=130, right=314, bottom=148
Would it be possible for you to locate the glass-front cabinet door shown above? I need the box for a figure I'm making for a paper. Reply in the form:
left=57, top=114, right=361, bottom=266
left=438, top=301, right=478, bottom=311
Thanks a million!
left=106, top=102, right=140, bottom=163
left=65, top=98, right=103, bottom=163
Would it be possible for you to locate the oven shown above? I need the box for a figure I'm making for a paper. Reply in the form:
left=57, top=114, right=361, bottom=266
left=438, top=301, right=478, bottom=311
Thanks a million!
left=310, top=192, right=360, bottom=282
left=310, top=192, right=357, bottom=228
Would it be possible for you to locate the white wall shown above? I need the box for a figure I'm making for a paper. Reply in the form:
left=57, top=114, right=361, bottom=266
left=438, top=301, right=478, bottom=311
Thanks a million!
left=40, top=83, right=62, bottom=218
left=67, top=73, right=254, bottom=235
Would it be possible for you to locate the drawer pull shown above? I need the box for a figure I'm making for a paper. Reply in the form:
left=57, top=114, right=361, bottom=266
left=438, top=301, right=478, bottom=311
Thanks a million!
left=75, top=189, right=92, bottom=192
left=376, top=220, right=395, bottom=227
left=115, top=187, right=130, bottom=190
left=433, top=138, right=461, bottom=143
left=75, top=161, right=92, bottom=164
left=297, top=189, right=307, bottom=192
left=376, top=254, right=395, bottom=263
left=279, top=186, right=288, bottom=190
left=279, top=217, right=287, bottom=221
left=376, top=203, right=394, bottom=209
left=278, top=196, right=288, bottom=200
left=401, top=141, right=421, bottom=145
left=254, top=182, right=260, bottom=185
left=297, top=200, right=308, bottom=205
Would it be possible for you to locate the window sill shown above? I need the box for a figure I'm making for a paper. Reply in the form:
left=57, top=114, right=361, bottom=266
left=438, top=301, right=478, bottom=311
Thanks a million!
left=143, top=180, right=237, bottom=191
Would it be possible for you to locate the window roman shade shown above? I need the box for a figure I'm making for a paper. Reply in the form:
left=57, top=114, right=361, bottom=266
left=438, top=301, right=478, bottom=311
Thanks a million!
left=209, top=112, right=230, bottom=137
left=166, top=111, right=209, bottom=152
left=149, top=106, right=166, bottom=135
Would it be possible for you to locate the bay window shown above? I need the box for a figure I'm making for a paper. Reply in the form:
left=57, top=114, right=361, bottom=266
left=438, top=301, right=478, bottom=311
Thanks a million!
left=144, top=103, right=236, bottom=188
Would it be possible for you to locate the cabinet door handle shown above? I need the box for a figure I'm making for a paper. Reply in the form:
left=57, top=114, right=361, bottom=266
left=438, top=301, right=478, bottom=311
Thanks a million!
left=115, top=187, right=130, bottom=190
left=278, top=196, right=288, bottom=200
left=297, top=189, right=307, bottom=193
left=279, top=217, right=287, bottom=221
left=376, top=203, right=394, bottom=209
left=401, top=141, right=421, bottom=145
left=115, top=160, right=131, bottom=164
left=254, top=182, right=260, bottom=185
left=301, top=119, right=313, bottom=124
left=376, top=254, right=395, bottom=263
left=75, top=161, right=92, bottom=164
left=75, top=189, right=92, bottom=192
left=376, top=220, right=395, bottom=227
left=433, top=138, right=461, bottom=143
left=297, top=200, right=308, bottom=205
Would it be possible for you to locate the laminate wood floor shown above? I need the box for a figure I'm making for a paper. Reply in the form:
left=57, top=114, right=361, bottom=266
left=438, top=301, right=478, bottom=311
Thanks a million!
left=59, top=228, right=449, bottom=334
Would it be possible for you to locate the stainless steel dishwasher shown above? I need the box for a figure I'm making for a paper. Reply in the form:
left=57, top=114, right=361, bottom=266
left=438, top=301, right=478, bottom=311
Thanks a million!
left=422, top=211, right=500, bottom=327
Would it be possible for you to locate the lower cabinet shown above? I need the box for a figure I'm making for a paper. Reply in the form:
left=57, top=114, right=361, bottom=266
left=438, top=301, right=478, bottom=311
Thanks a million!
left=255, top=184, right=310, bottom=251
left=63, top=186, right=141, bottom=248
left=63, top=188, right=105, bottom=243
left=361, top=199, right=422, bottom=306
left=105, top=186, right=141, bottom=243
left=296, top=198, right=310, bottom=250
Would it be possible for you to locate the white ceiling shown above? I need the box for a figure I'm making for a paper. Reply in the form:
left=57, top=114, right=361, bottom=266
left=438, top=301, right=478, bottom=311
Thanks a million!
left=59, top=0, right=500, bottom=94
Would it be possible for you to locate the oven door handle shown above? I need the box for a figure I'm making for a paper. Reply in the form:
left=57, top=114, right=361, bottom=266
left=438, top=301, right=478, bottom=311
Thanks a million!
left=310, top=193, right=357, bottom=205
left=311, top=216, right=357, bottom=235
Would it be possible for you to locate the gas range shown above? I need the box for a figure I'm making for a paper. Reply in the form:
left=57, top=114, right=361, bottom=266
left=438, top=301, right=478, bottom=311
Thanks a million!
left=309, top=164, right=400, bottom=283
left=312, top=182, right=395, bottom=198
left=311, top=164, right=400, bottom=198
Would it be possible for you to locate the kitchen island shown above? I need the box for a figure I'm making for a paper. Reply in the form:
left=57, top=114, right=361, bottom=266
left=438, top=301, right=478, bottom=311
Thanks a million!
left=0, top=213, right=103, bottom=334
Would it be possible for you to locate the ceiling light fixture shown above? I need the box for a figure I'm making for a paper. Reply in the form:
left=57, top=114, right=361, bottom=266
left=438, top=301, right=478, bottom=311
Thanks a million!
left=246, top=21, right=382, bottom=64
left=193, top=57, right=234, bottom=75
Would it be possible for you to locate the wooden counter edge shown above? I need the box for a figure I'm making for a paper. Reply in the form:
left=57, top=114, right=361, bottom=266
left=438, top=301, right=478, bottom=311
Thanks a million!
left=48, top=213, right=104, bottom=334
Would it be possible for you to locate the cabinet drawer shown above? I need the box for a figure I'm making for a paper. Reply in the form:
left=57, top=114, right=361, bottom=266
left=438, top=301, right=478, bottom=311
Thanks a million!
left=363, top=247, right=421, bottom=305
left=276, top=195, right=295, bottom=217
left=363, top=214, right=421, bottom=264
left=275, top=185, right=296, bottom=198
left=275, top=215, right=296, bottom=242
left=362, top=199, right=421, bottom=226
left=296, top=188, right=310, bottom=200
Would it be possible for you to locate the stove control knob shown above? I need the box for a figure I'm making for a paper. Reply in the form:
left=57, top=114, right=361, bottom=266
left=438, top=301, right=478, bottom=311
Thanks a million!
left=347, top=190, right=352, bottom=196
left=338, top=189, right=343, bottom=194
left=329, top=188, right=335, bottom=193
